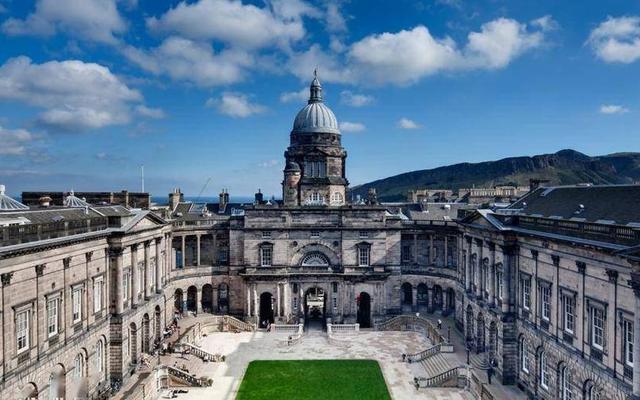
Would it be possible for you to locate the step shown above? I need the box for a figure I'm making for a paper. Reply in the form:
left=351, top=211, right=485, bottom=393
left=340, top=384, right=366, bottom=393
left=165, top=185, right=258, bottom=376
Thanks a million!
left=420, top=353, right=452, bottom=378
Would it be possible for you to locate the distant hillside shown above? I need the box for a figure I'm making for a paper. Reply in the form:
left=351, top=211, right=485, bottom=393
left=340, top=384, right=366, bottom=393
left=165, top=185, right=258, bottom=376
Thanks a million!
left=351, top=149, right=640, bottom=202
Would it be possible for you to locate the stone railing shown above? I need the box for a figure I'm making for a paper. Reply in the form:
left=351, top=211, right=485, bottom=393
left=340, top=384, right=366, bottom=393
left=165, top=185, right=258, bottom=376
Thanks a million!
left=405, top=343, right=441, bottom=363
left=327, top=323, right=359, bottom=335
left=271, top=324, right=301, bottom=334
left=178, top=342, right=222, bottom=362
left=276, top=324, right=304, bottom=346
left=200, top=315, right=255, bottom=333
left=166, top=366, right=206, bottom=387
left=414, top=366, right=465, bottom=388
left=376, top=315, right=452, bottom=351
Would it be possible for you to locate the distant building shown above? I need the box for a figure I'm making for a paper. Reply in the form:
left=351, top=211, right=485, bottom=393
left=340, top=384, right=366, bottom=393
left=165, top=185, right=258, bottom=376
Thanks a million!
left=408, top=185, right=529, bottom=205
left=21, top=190, right=151, bottom=209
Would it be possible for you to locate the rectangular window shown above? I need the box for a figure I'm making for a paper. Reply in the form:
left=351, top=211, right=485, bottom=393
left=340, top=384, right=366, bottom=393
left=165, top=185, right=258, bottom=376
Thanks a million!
left=591, top=307, right=605, bottom=350
left=522, top=278, right=531, bottom=310
left=563, top=295, right=575, bottom=334
left=138, top=266, right=144, bottom=297
left=401, top=245, right=412, bottom=263
left=310, top=230, right=320, bottom=238
left=261, top=231, right=271, bottom=239
left=541, top=286, right=551, bottom=321
left=123, top=273, right=129, bottom=301
left=521, top=344, right=529, bottom=372
left=624, top=319, right=634, bottom=366
left=497, top=271, right=504, bottom=299
left=72, top=288, right=82, bottom=323
left=358, top=247, right=370, bottom=266
left=16, top=310, right=29, bottom=353
left=260, top=247, right=272, bottom=267
left=332, top=297, right=337, bottom=309
left=218, top=249, right=228, bottom=264
left=47, top=299, right=59, bottom=336
left=540, top=352, right=549, bottom=389
left=94, top=278, right=103, bottom=313
left=359, top=231, right=369, bottom=239
left=293, top=297, right=298, bottom=310
left=332, top=282, right=338, bottom=293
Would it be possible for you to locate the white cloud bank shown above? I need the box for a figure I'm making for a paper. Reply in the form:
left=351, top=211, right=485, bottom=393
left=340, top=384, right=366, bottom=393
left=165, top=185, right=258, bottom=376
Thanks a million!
left=600, top=104, right=629, bottom=114
left=340, top=91, right=374, bottom=107
left=398, top=118, right=421, bottom=129
left=589, top=16, right=640, bottom=63
left=206, top=92, right=266, bottom=118
left=339, top=121, right=365, bottom=132
left=0, top=126, right=33, bottom=155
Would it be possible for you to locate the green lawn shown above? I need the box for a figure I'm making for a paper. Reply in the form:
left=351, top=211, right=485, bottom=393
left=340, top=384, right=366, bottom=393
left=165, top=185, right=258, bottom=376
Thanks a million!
left=236, top=359, right=391, bottom=400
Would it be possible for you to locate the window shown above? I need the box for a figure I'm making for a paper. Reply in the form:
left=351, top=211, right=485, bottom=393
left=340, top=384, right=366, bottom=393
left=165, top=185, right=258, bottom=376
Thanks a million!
left=305, top=161, right=326, bottom=177
left=331, top=192, right=343, bottom=205
left=560, top=366, right=574, bottom=400
left=401, top=245, right=412, bottom=263
left=123, top=272, right=130, bottom=301
left=260, top=246, right=273, bottom=267
left=74, top=354, right=84, bottom=378
left=293, top=297, right=298, bottom=311
left=522, top=277, right=531, bottom=310
left=358, top=231, right=369, bottom=239
left=16, top=310, right=30, bottom=353
left=309, top=192, right=324, bottom=205
left=138, top=265, right=144, bottom=296
left=497, top=271, right=504, bottom=299
left=332, top=297, right=337, bottom=309
left=218, top=249, right=228, bottom=264
left=563, top=294, right=575, bottom=334
left=591, top=306, right=605, bottom=350
left=49, top=373, right=58, bottom=400
left=539, top=351, right=548, bottom=389
left=261, top=231, right=271, bottom=239
left=96, top=340, right=104, bottom=375
left=358, top=246, right=370, bottom=266
left=520, top=337, right=529, bottom=372
left=72, top=288, right=82, bottom=323
left=541, top=285, right=551, bottom=321
left=624, top=319, right=633, bottom=366
left=47, top=299, right=59, bottom=337
left=93, top=278, right=103, bottom=313
left=310, top=230, right=320, bottom=238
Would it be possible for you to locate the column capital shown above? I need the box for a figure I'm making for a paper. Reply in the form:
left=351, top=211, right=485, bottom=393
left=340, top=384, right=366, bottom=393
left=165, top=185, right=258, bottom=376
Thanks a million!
left=131, top=243, right=139, bottom=251
left=109, top=247, right=124, bottom=257
left=530, top=249, right=538, bottom=259
left=155, top=237, right=162, bottom=244
left=606, top=269, right=619, bottom=283
left=576, top=261, right=586, bottom=275
left=1, top=272, right=14, bottom=286
left=629, top=272, right=640, bottom=297
left=35, top=264, right=46, bottom=277
left=551, top=255, right=560, bottom=266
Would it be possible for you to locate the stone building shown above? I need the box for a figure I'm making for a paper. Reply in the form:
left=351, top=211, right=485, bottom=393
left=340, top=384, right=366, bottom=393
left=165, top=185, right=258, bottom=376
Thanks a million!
left=1, top=75, right=639, bottom=400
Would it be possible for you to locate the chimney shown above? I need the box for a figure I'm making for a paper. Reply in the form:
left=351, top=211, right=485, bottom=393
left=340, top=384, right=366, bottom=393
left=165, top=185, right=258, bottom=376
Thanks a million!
left=169, top=188, right=183, bottom=211
left=254, top=189, right=264, bottom=205
left=39, top=196, right=52, bottom=207
left=219, top=189, right=228, bottom=210
left=367, top=188, right=378, bottom=205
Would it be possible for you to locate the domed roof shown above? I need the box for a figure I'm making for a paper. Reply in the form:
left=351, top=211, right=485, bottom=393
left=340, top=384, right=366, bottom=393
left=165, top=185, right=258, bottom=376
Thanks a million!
left=292, top=71, right=340, bottom=134
left=0, top=184, right=28, bottom=211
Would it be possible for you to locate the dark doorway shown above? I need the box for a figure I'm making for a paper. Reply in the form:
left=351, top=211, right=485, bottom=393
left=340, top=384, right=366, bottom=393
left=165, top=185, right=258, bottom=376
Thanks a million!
left=417, top=283, right=428, bottom=310
left=433, top=285, right=443, bottom=310
left=401, top=282, right=412, bottom=306
left=259, top=292, right=274, bottom=328
left=304, top=287, right=326, bottom=331
left=202, top=284, right=213, bottom=313
left=187, top=286, right=197, bottom=312
left=174, top=289, right=184, bottom=313
left=357, top=292, right=372, bottom=328
left=218, top=283, right=229, bottom=313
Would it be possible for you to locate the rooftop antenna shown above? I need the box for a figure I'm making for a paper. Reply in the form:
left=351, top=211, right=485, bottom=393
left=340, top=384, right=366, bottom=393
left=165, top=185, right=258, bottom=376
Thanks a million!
left=141, top=165, right=145, bottom=193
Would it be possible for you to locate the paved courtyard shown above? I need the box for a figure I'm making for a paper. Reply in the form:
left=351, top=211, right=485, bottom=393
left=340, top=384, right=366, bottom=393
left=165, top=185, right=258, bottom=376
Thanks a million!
left=170, top=325, right=473, bottom=400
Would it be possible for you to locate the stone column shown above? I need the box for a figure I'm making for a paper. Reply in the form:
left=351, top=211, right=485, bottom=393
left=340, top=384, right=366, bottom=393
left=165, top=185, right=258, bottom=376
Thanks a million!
left=246, top=286, right=251, bottom=317
left=131, top=244, right=139, bottom=307
left=606, top=270, right=618, bottom=372
left=196, top=234, right=201, bottom=267
left=144, top=242, right=151, bottom=298
left=155, top=238, right=162, bottom=294
left=276, top=284, right=281, bottom=318
left=181, top=235, right=186, bottom=268
left=412, top=286, right=418, bottom=312
left=196, top=289, right=203, bottom=314
left=489, top=243, right=496, bottom=306
left=476, top=239, right=484, bottom=297
left=429, top=235, right=434, bottom=264
left=253, top=284, right=258, bottom=324
left=413, top=234, right=418, bottom=264
left=444, top=236, right=449, bottom=267
left=110, top=248, right=124, bottom=314
left=632, top=274, right=640, bottom=400
left=465, top=237, right=472, bottom=292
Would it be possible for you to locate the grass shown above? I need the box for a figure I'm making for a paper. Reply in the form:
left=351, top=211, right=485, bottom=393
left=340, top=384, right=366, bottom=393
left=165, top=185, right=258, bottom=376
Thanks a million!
left=235, top=359, right=391, bottom=400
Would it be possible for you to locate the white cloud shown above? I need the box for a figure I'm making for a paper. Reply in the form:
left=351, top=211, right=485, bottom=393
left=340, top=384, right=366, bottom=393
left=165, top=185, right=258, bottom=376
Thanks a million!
left=122, top=37, right=252, bottom=87
left=348, top=17, right=549, bottom=85
left=588, top=16, right=640, bottom=64
left=531, top=15, right=559, bottom=32
left=258, top=159, right=280, bottom=168
left=146, top=0, right=309, bottom=49
left=288, top=44, right=353, bottom=83
left=339, top=121, right=365, bottom=132
left=206, top=92, right=266, bottom=118
left=280, top=87, right=308, bottom=103
left=600, top=104, right=629, bottom=114
left=326, top=2, right=347, bottom=33
left=2, top=0, right=126, bottom=44
left=136, top=105, right=166, bottom=119
left=340, top=90, right=374, bottom=107
left=398, top=118, right=421, bottom=129
left=0, top=126, right=33, bottom=155
left=0, top=56, right=142, bottom=132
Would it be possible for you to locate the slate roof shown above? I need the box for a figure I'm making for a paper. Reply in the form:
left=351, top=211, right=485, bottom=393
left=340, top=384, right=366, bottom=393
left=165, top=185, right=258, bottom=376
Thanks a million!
left=510, top=184, right=640, bottom=226
left=384, top=202, right=475, bottom=221
left=172, top=202, right=248, bottom=220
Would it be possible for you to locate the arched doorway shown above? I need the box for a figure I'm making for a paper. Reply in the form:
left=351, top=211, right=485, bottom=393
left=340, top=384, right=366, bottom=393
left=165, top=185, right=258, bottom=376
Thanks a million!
left=401, top=282, right=412, bottom=311
left=489, top=321, right=498, bottom=362
left=304, top=287, right=326, bottom=329
left=218, top=283, right=229, bottom=313
left=433, top=285, right=443, bottom=310
left=129, top=322, right=138, bottom=364
left=174, top=289, right=184, bottom=313
left=417, top=283, right=428, bottom=310
left=142, top=314, right=150, bottom=353
left=465, top=305, right=474, bottom=342
left=357, top=292, right=372, bottom=328
left=259, top=292, right=274, bottom=328
left=476, top=313, right=485, bottom=353
left=202, top=284, right=214, bottom=313
left=21, top=382, right=38, bottom=400
left=187, top=286, right=197, bottom=312
left=154, top=306, right=162, bottom=342
left=445, top=288, right=456, bottom=315
left=49, top=364, right=65, bottom=400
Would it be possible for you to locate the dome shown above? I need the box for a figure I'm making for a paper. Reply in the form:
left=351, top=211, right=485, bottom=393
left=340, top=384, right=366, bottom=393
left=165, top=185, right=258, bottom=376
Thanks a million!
left=0, top=184, right=29, bottom=211
left=285, top=161, right=301, bottom=172
left=292, top=71, right=340, bottom=134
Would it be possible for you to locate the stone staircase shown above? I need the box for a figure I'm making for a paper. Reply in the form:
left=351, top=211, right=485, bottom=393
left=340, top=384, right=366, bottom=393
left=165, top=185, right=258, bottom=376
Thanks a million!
left=419, top=352, right=452, bottom=378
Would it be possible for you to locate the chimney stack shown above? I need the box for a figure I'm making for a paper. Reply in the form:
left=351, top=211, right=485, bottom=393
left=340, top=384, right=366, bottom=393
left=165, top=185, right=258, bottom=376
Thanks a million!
left=254, top=189, right=264, bottom=205
left=219, top=189, right=229, bottom=211
left=39, top=196, right=52, bottom=207
left=168, top=188, right=183, bottom=211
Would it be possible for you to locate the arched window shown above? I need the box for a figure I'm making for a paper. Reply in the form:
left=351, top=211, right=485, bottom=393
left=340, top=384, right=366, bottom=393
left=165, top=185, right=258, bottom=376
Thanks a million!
left=74, top=354, right=85, bottom=378
left=560, top=365, right=574, bottom=400
left=96, top=340, right=104, bottom=376
left=301, top=253, right=330, bottom=267
left=330, top=192, right=343, bottom=205
left=539, top=350, right=548, bottom=389
left=520, top=337, right=529, bottom=373
left=584, top=380, right=598, bottom=400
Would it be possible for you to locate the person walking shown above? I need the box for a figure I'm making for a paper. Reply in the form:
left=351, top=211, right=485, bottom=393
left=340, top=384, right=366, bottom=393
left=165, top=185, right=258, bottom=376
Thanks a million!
left=437, top=319, right=442, bottom=330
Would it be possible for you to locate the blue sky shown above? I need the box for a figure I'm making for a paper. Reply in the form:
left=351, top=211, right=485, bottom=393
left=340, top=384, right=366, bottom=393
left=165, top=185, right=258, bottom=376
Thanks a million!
left=0, top=0, right=639, bottom=198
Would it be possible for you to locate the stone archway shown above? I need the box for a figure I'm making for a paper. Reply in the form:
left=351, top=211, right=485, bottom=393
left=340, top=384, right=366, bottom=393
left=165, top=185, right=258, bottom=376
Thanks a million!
left=445, top=288, right=456, bottom=316
left=465, top=305, right=474, bottom=342
left=476, top=313, right=485, bottom=353
left=202, top=284, right=214, bottom=313
left=357, top=292, right=372, bottom=328
left=259, top=292, right=274, bottom=328
left=174, top=289, right=184, bottom=313
left=187, top=286, right=197, bottom=312
left=401, top=282, right=412, bottom=312
left=489, top=321, right=498, bottom=362
left=21, top=382, right=38, bottom=400
left=142, top=313, right=150, bottom=353
left=48, top=364, right=66, bottom=400
left=417, top=283, right=428, bottom=310
left=433, top=285, right=443, bottom=310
